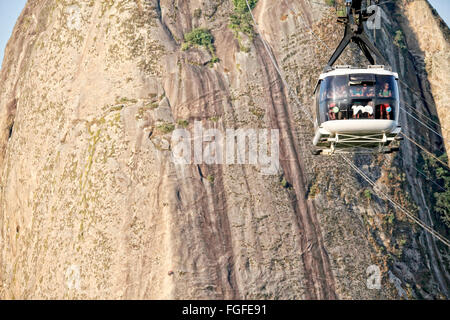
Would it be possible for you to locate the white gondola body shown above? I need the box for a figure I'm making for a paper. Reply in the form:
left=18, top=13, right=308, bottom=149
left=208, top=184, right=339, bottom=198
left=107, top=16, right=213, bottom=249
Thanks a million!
left=313, top=66, right=401, bottom=154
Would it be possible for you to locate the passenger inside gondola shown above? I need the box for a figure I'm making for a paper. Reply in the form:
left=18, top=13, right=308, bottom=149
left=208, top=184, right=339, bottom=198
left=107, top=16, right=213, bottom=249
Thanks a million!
left=378, top=82, right=392, bottom=97
left=336, top=85, right=347, bottom=98
left=328, top=102, right=337, bottom=120
left=350, top=86, right=363, bottom=97
left=367, top=101, right=375, bottom=119
left=328, top=102, right=346, bottom=120
left=327, top=84, right=346, bottom=100
left=352, top=101, right=374, bottom=119
left=378, top=103, right=392, bottom=120
left=361, top=84, right=369, bottom=97
left=327, top=85, right=336, bottom=99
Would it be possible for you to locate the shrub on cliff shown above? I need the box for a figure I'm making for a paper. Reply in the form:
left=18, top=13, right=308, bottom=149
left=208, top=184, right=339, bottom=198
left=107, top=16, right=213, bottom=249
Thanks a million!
left=232, top=0, right=258, bottom=13
left=421, top=152, right=450, bottom=228
left=394, top=30, right=407, bottom=49
left=229, top=0, right=258, bottom=51
left=182, top=28, right=218, bottom=63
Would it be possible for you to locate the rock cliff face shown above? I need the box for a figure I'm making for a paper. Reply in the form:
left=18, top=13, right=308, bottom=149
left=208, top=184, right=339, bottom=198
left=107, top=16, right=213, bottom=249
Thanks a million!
left=0, top=0, right=448, bottom=299
left=402, top=0, right=450, bottom=154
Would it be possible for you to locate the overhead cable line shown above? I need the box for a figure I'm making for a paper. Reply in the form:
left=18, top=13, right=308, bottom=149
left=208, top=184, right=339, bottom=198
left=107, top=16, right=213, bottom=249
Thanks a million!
left=342, top=155, right=450, bottom=247
left=400, top=131, right=450, bottom=170
left=382, top=149, right=447, bottom=192
left=399, top=106, right=443, bottom=138
left=401, top=99, right=442, bottom=129
left=398, top=78, right=439, bottom=110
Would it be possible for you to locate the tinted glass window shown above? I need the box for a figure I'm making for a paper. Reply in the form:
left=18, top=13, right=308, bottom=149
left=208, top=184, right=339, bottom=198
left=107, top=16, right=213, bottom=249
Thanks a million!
left=318, top=75, right=348, bottom=123
left=317, top=74, right=398, bottom=124
left=376, top=75, right=398, bottom=99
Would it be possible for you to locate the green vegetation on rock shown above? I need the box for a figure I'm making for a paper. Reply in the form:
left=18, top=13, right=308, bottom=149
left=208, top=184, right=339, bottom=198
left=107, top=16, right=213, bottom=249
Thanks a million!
left=207, top=175, right=215, bottom=183
left=182, top=28, right=219, bottom=63
left=385, top=212, right=395, bottom=225
left=421, top=152, right=450, bottom=228
left=177, top=119, right=189, bottom=128
left=229, top=0, right=258, bottom=52
left=232, top=0, right=258, bottom=13
left=394, top=30, right=407, bottom=49
left=193, top=8, right=202, bottom=19
left=280, top=177, right=292, bottom=189
left=157, top=122, right=175, bottom=134
left=117, top=97, right=138, bottom=105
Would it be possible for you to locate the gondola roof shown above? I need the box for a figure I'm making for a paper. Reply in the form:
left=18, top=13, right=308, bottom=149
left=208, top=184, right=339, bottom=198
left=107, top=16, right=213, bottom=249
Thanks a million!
left=319, top=66, right=398, bottom=79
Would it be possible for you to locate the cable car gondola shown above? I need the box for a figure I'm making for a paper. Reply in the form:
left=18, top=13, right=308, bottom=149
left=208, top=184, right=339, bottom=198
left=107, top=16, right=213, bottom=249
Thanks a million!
left=312, top=0, right=401, bottom=155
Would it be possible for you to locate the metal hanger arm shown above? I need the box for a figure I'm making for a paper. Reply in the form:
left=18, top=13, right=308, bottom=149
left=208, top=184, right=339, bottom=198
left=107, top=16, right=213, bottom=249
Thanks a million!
left=326, top=25, right=352, bottom=68
left=325, top=0, right=388, bottom=69
left=356, top=32, right=387, bottom=66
